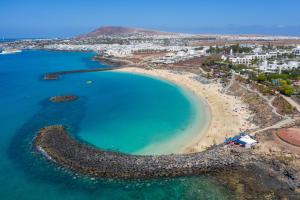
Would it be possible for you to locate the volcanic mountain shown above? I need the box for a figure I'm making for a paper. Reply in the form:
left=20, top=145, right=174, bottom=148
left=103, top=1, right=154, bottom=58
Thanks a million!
left=77, top=26, right=171, bottom=38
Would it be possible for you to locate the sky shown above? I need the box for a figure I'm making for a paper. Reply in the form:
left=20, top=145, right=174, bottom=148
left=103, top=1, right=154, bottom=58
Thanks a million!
left=1, top=0, right=300, bottom=38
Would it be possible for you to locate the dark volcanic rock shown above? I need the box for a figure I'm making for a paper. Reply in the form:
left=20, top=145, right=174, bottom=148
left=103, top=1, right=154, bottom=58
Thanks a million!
left=49, top=95, right=78, bottom=103
left=44, top=73, right=59, bottom=80
left=43, top=67, right=119, bottom=80
left=35, top=125, right=300, bottom=198
left=35, top=125, right=241, bottom=179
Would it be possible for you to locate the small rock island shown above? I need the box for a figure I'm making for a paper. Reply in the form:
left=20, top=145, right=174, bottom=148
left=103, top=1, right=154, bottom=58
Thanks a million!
left=49, top=95, right=78, bottom=103
left=44, top=73, right=59, bottom=80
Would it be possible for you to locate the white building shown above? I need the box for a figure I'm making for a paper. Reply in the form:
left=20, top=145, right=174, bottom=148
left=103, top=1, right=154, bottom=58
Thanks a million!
left=259, top=60, right=300, bottom=73
left=293, top=46, right=300, bottom=56
left=152, top=48, right=207, bottom=64
left=222, top=52, right=277, bottom=65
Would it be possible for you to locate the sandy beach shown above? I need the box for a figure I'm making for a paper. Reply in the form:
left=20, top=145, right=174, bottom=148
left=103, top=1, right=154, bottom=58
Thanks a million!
left=117, top=67, right=257, bottom=153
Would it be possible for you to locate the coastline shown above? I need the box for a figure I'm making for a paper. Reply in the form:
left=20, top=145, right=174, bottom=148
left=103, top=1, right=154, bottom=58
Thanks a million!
left=116, top=67, right=257, bottom=153
left=1, top=48, right=298, bottom=198
left=34, top=125, right=246, bottom=179
left=135, top=86, right=211, bottom=155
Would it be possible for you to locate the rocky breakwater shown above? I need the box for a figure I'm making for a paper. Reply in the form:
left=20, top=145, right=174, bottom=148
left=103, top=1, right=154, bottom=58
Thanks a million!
left=35, top=125, right=300, bottom=198
left=50, top=95, right=78, bottom=103
left=43, top=67, right=121, bottom=80
left=35, top=125, right=243, bottom=179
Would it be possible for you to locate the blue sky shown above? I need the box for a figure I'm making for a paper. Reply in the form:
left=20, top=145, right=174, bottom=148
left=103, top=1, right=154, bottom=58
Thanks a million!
left=1, top=0, right=300, bottom=38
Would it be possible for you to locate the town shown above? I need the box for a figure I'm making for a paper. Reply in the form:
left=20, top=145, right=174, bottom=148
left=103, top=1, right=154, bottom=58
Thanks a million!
left=2, top=0, right=300, bottom=199
left=2, top=27, right=300, bottom=98
left=1, top=26, right=300, bottom=199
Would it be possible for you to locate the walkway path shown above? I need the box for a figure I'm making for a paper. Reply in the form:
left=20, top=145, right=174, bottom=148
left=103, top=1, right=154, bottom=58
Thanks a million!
left=223, top=74, right=235, bottom=92
left=239, top=83, right=297, bottom=135
left=226, top=77, right=300, bottom=135
left=280, top=95, right=300, bottom=113
left=236, top=81, right=282, bottom=117
left=250, top=117, right=298, bottom=135
left=224, top=74, right=277, bottom=114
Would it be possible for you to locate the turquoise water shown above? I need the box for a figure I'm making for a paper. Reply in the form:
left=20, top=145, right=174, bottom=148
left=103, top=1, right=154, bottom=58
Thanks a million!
left=0, top=50, right=234, bottom=199
left=78, top=72, right=208, bottom=154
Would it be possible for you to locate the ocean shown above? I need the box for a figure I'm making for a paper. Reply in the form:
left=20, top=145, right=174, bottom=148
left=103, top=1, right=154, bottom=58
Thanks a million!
left=0, top=50, right=233, bottom=199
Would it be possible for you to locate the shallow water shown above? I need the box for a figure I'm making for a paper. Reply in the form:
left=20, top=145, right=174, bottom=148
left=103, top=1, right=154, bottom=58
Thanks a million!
left=0, top=50, right=234, bottom=199
left=77, top=71, right=209, bottom=155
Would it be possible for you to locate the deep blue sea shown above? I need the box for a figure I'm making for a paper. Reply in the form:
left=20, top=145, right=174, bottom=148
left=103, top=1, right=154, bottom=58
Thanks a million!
left=0, top=50, right=234, bottom=199
left=0, top=38, right=21, bottom=43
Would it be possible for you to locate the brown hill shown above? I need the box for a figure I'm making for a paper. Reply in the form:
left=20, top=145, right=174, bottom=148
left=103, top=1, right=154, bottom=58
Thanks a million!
left=78, top=26, right=171, bottom=38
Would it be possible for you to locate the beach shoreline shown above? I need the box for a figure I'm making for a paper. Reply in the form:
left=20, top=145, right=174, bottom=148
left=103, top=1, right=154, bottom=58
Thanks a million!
left=116, top=67, right=257, bottom=153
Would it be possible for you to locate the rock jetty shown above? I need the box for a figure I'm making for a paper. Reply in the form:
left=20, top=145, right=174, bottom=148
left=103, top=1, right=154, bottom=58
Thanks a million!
left=35, top=125, right=243, bottom=179
left=35, top=125, right=300, bottom=198
left=49, top=95, right=78, bottom=103
left=43, top=67, right=121, bottom=80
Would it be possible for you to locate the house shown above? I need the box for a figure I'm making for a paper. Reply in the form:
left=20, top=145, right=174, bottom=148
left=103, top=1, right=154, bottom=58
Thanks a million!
left=293, top=46, right=300, bottom=56
left=259, top=60, right=300, bottom=73
left=222, top=52, right=277, bottom=65
left=293, top=80, right=300, bottom=86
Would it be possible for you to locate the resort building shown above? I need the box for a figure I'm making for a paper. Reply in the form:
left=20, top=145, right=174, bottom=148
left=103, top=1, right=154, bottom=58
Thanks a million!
left=222, top=52, right=278, bottom=65
left=259, top=60, right=300, bottom=73
left=293, top=46, right=300, bottom=56
left=151, top=48, right=207, bottom=64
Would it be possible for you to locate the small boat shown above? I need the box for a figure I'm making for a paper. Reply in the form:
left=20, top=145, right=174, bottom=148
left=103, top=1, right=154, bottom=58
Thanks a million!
left=86, top=80, right=93, bottom=84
